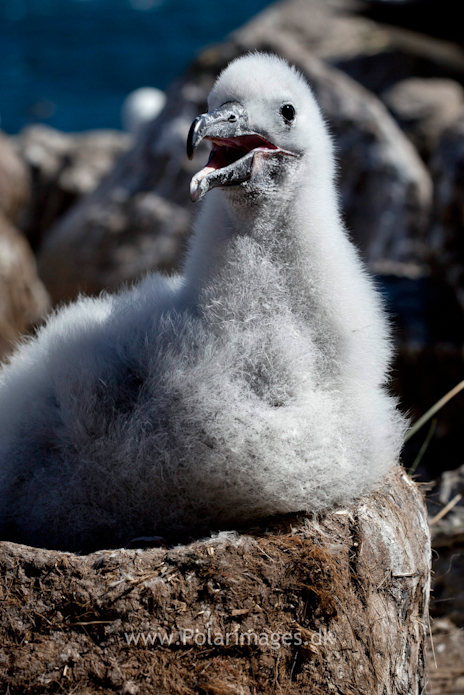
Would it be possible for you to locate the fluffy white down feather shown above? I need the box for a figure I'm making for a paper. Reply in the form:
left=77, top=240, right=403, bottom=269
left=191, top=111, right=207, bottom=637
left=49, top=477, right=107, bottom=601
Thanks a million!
left=0, top=54, right=406, bottom=551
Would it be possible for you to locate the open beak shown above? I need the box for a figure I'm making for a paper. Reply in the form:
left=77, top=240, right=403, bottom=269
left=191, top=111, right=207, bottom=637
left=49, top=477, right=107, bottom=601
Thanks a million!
left=187, top=101, right=296, bottom=202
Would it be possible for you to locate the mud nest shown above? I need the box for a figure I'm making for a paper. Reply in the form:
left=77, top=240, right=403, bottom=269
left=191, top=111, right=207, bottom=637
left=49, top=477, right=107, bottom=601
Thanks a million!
left=0, top=467, right=430, bottom=694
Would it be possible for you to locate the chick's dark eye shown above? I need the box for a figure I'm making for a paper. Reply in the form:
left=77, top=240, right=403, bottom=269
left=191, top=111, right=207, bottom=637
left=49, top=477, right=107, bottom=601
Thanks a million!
left=281, top=104, right=295, bottom=122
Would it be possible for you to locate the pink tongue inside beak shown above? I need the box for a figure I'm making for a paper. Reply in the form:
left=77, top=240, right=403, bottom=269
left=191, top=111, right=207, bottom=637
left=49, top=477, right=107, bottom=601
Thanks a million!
left=189, top=134, right=281, bottom=202
left=206, top=146, right=228, bottom=171
left=206, top=134, right=279, bottom=170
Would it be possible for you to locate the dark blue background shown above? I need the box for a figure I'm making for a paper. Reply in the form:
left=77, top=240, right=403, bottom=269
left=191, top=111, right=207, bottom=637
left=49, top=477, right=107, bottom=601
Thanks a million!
left=0, top=0, right=272, bottom=133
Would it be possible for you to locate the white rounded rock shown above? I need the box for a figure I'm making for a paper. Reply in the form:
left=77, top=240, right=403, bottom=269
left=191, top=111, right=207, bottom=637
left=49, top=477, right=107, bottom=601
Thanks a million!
left=121, top=87, right=167, bottom=135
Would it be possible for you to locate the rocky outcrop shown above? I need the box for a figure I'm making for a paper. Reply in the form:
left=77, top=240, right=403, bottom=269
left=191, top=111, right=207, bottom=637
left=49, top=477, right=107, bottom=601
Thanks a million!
left=0, top=131, right=49, bottom=361
left=0, top=130, right=30, bottom=225
left=0, top=467, right=430, bottom=694
left=38, top=190, right=190, bottom=300
left=382, top=78, right=464, bottom=163
left=233, top=0, right=464, bottom=95
left=0, top=212, right=49, bottom=360
left=35, top=99, right=198, bottom=302
left=15, top=125, right=132, bottom=249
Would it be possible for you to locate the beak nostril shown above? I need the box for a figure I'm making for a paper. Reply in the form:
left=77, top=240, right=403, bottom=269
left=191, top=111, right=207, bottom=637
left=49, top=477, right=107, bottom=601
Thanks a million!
left=187, top=103, right=247, bottom=162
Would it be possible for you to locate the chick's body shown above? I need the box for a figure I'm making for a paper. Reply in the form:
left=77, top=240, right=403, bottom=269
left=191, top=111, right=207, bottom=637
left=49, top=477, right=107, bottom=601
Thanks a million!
left=0, top=54, right=406, bottom=551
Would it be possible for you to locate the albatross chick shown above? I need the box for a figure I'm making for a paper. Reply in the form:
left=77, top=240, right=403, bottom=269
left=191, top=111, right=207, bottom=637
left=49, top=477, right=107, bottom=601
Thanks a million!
left=0, top=53, right=406, bottom=551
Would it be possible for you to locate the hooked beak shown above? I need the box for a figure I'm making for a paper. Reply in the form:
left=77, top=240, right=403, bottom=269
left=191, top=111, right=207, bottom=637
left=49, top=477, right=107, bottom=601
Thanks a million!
left=187, top=101, right=297, bottom=202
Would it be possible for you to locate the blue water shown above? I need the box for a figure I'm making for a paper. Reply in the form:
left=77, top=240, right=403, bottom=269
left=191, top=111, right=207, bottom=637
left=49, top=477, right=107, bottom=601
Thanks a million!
left=0, top=0, right=273, bottom=134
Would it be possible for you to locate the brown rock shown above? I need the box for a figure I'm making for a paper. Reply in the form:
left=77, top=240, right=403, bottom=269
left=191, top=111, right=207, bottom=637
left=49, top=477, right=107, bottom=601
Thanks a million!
left=0, top=212, right=49, bottom=361
left=38, top=189, right=190, bottom=301
left=0, top=467, right=430, bottom=694
left=15, top=125, right=132, bottom=249
left=0, top=131, right=49, bottom=360
left=0, top=130, right=30, bottom=226
left=249, top=0, right=464, bottom=95
left=382, top=78, right=464, bottom=162
left=37, top=100, right=200, bottom=302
